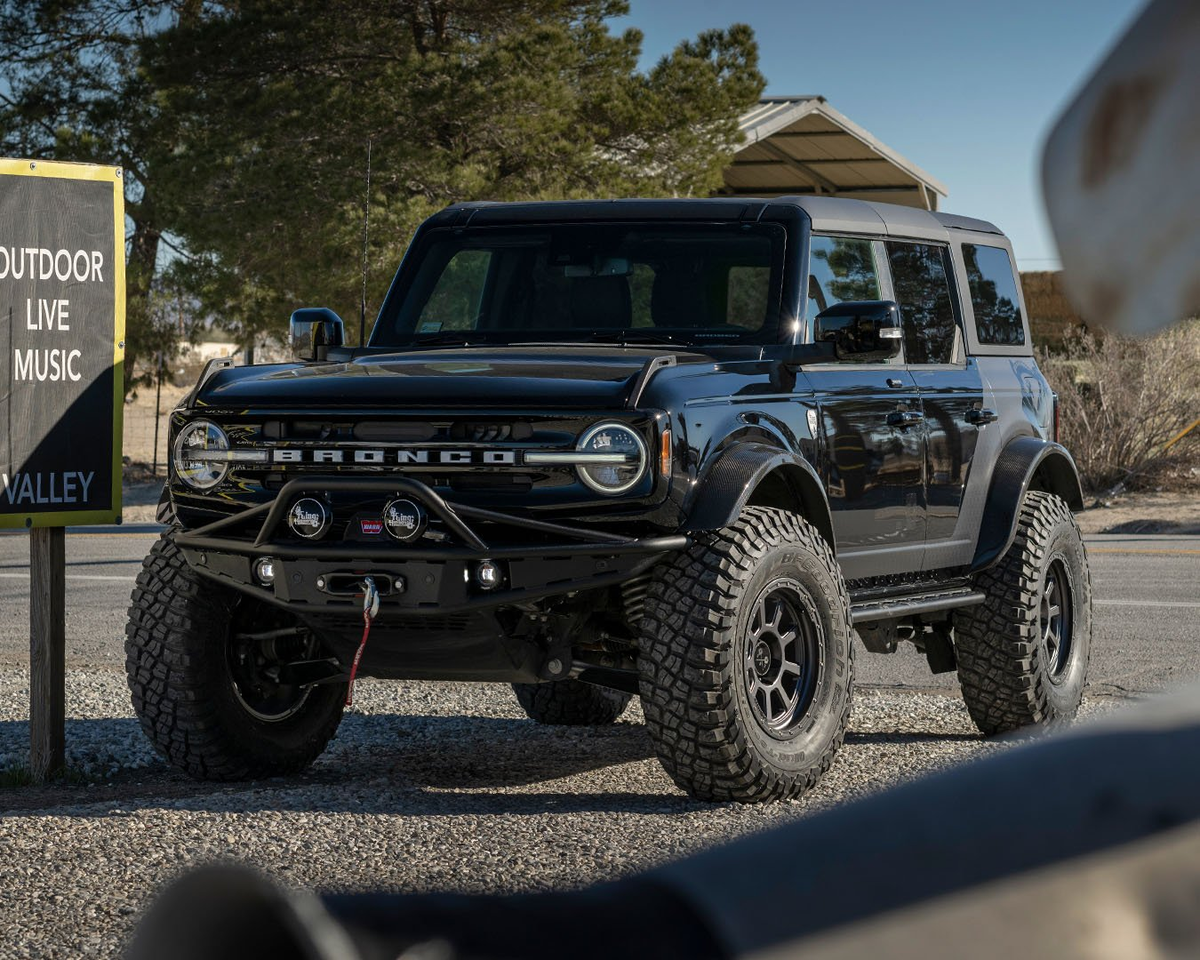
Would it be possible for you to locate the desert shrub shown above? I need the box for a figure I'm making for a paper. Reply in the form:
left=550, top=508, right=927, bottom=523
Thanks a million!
left=1038, top=321, right=1200, bottom=494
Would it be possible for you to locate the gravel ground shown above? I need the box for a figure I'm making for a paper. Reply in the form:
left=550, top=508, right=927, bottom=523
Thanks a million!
left=0, top=667, right=1119, bottom=959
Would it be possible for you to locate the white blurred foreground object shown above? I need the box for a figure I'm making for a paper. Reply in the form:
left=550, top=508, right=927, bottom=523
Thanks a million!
left=1042, top=0, right=1200, bottom=337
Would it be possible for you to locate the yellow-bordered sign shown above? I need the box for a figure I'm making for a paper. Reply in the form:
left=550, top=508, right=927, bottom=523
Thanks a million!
left=0, top=158, right=125, bottom=528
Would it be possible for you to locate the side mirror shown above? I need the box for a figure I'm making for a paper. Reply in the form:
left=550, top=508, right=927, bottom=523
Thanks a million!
left=290, top=308, right=344, bottom=361
left=813, top=300, right=902, bottom=362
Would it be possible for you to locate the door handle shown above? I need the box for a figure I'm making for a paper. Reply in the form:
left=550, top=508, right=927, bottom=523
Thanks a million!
left=886, top=378, right=906, bottom=388
left=886, top=409, right=924, bottom=428
left=966, top=408, right=999, bottom=425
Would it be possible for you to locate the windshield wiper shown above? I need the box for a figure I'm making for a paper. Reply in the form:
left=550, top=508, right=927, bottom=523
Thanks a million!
left=581, top=330, right=679, bottom=346
left=399, top=332, right=487, bottom=347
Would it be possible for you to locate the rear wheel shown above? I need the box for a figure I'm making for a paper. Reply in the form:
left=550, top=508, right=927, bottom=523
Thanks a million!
left=125, top=531, right=346, bottom=780
left=638, top=507, right=853, bottom=803
left=953, top=490, right=1092, bottom=734
left=511, top=680, right=632, bottom=725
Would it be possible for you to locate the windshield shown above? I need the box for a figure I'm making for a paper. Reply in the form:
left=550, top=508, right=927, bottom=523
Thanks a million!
left=374, top=222, right=787, bottom=347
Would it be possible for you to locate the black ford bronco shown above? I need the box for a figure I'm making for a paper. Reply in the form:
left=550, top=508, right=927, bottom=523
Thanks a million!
left=126, top=197, right=1091, bottom=803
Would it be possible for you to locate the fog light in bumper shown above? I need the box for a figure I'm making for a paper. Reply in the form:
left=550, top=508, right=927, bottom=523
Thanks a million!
left=253, top=557, right=277, bottom=585
left=475, top=559, right=502, bottom=590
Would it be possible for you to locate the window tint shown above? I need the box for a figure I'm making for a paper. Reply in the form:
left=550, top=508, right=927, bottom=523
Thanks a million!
left=886, top=242, right=958, bottom=365
left=388, top=223, right=786, bottom=345
left=727, top=266, right=771, bottom=330
left=806, top=236, right=881, bottom=323
left=963, top=243, right=1025, bottom=345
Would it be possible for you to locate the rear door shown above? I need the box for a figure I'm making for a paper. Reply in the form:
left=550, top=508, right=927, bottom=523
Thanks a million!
left=884, top=240, right=986, bottom=571
left=803, top=235, right=926, bottom=582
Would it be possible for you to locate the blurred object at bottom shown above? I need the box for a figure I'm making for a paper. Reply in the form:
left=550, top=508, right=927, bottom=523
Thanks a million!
left=126, top=689, right=1200, bottom=960
left=1042, top=0, right=1200, bottom=337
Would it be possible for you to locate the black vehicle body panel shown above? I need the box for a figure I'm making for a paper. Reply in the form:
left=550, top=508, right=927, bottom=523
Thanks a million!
left=163, top=196, right=1081, bottom=682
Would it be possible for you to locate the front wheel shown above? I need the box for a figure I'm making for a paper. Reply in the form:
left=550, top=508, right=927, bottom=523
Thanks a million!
left=638, top=507, right=854, bottom=803
left=953, top=490, right=1092, bottom=734
left=124, top=532, right=346, bottom=780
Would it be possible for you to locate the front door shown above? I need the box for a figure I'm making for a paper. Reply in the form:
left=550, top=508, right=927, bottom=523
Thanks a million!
left=809, top=367, right=927, bottom=580
left=801, top=235, right=926, bottom=582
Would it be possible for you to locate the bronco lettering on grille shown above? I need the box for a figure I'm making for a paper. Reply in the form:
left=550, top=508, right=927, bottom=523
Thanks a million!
left=270, top=448, right=521, bottom=465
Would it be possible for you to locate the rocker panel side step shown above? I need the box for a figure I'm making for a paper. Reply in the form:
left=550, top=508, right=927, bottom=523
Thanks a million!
left=851, top=588, right=985, bottom=625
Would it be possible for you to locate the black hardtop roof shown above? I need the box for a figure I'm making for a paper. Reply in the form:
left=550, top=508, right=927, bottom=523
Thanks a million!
left=431, top=196, right=1005, bottom=239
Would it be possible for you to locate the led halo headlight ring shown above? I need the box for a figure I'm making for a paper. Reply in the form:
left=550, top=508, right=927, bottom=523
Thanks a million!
left=575, top=422, right=647, bottom=495
left=172, top=419, right=231, bottom=491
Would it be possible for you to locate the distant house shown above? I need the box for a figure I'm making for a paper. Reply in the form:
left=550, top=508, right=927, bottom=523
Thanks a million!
left=720, top=96, right=947, bottom=211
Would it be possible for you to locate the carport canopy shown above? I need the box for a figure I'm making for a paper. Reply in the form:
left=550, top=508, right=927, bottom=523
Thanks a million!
left=721, top=96, right=948, bottom=211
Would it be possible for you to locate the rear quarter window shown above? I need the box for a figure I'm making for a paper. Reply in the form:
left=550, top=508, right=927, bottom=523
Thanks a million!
left=963, top=244, right=1025, bottom=346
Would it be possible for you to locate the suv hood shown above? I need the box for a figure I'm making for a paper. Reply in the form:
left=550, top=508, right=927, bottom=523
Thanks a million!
left=194, top=346, right=709, bottom=410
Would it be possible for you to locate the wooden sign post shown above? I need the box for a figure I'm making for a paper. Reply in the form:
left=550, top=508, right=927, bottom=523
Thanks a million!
left=0, top=158, right=125, bottom=782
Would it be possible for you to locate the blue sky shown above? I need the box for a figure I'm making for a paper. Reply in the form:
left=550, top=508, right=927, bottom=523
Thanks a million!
left=615, top=0, right=1145, bottom=271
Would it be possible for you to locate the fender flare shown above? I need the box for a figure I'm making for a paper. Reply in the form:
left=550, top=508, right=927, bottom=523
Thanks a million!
left=681, top=442, right=835, bottom=552
left=971, top=436, right=1085, bottom=572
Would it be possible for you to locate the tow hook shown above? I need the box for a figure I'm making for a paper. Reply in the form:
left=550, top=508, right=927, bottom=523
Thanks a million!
left=345, top=577, right=380, bottom=708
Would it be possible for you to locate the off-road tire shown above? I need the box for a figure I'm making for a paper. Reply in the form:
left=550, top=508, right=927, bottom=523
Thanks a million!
left=511, top=680, right=632, bottom=725
left=124, top=531, right=346, bottom=780
left=638, top=506, right=854, bottom=803
left=954, top=490, right=1092, bottom=734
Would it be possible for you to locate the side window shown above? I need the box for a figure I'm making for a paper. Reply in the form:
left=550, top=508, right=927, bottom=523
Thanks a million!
left=806, top=236, right=881, bottom=323
left=886, top=242, right=959, bottom=365
left=963, top=243, right=1025, bottom=346
left=418, top=249, right=491, bottom=331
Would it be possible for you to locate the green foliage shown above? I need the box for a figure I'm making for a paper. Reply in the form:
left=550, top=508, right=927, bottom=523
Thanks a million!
left=0, top=0, right=200, bottom=392
left=1, top=1, right=763, bottom=376
left=148, top=0, right=764, bottom=346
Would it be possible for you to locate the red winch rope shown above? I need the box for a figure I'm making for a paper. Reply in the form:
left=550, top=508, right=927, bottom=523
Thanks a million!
left=346, top=577, right=379, bottom=707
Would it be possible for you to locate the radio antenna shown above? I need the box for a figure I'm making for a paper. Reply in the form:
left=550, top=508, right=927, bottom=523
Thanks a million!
left=359, top=137, right=373, bottom=348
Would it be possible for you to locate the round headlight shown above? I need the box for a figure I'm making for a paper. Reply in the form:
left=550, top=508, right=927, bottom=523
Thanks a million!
left=173, top=420, right=230, bottom=490
left=576, top=422, right=647, bottom=495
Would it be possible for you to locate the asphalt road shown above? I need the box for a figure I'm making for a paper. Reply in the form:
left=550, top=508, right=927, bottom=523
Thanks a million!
left=1, top=527, right=1197, bottom=693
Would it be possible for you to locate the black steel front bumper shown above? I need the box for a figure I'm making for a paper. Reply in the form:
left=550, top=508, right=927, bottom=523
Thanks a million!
left=175, top=477, right=688, bottom=618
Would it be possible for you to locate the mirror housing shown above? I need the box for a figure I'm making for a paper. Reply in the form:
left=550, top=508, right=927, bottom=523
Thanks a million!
left=813, top=300, right=902, bottom=362
left=290, top=308, right=345, bottom=361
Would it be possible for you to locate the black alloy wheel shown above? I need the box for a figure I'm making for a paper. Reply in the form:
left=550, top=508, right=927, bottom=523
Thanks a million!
left=227, top=600, right=318, bottom=722
left=1040, top=557, right=1074, bottom=682
left=744, top=578, right=821, bottom=738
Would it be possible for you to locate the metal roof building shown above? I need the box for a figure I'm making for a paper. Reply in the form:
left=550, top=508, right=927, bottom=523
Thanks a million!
left=720, top=96, right=948, bottom=211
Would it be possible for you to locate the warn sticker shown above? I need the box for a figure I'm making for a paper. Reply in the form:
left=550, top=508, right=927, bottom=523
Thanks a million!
left=359, top=518, right=384, bottom=535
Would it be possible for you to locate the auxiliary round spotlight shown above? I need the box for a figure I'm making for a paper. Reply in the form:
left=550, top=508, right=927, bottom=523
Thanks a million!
left=475, top=559, right=502, bottom=590
left=253, top=557, right=277, bottom=585
left=288, top=497, right=330, bottom=539
left=382, top=498, right=427, bottom=543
